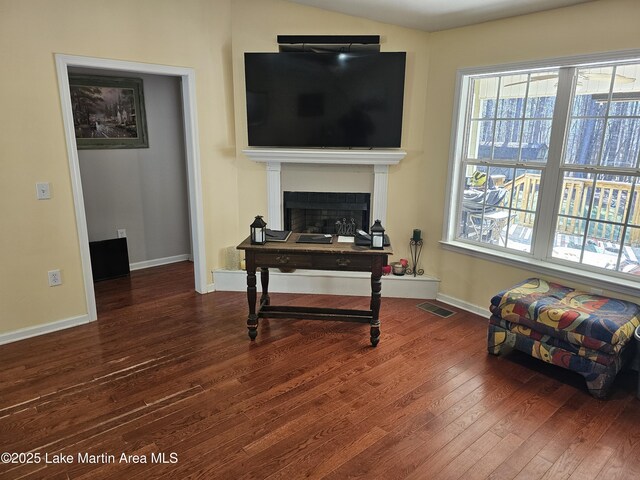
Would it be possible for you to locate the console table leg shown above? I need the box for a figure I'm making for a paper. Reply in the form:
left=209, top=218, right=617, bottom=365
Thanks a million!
left=370, top=273, right=382, bottom=347
left=260, top=267, right=270, bottom=306
left=247, top=267, right=258, bottom=340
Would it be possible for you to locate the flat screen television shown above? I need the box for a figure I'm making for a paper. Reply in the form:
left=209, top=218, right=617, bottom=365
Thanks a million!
left=244, top=52, right=406, bottom=148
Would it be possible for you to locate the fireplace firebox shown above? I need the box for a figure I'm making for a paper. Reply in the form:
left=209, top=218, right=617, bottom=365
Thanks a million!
left=283, top=191, right=371, bottom=234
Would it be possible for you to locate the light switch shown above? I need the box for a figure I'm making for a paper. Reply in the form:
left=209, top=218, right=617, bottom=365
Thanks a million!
left=36, top=182, right=51, bottom=200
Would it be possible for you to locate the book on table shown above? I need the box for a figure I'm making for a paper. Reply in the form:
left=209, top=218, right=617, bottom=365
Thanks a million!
left=265, top=229, right=292, bottom=242
left=296, top=234, right=333, bottom=244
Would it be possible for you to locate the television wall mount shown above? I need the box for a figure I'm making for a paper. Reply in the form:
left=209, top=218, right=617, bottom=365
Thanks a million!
left=277, top=35, right=381, bottom=53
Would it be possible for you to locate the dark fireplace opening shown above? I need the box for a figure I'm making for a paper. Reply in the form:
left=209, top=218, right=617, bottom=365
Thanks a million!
left=284, top=191, right=371, bottom=234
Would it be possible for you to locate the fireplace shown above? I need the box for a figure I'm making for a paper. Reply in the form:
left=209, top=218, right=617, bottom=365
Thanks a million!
left=215, top=148, right=439, bottom=299
left=242, top=148, right=406, bottom=230
left=284, top=191, right=370, bottom=234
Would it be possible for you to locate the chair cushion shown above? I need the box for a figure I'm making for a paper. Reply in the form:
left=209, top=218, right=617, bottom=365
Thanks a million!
left=489, top=316, right=616, bottom=366
left=490, top=278, right=640, bottom=355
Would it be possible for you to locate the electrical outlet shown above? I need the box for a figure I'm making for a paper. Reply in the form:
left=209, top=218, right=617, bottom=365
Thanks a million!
left=117, top=229, right=127, bottom=238
left=48, top=269, right=62, bottom=286
left=36, top=182, right=51, bottom=200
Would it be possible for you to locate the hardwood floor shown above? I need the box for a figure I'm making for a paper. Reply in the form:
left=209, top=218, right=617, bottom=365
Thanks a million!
left=1, top=261, right=639, bottom=479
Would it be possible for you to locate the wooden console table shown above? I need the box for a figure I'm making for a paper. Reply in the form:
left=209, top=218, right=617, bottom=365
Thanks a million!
left=237, top=234, right=393, bottom=346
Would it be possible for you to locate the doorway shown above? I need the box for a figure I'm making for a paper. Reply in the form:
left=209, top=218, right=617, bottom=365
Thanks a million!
left=55, top=55, right=207, bottom=321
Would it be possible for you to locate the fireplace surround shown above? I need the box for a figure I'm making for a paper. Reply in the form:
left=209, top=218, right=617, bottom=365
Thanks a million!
left=211, top=148, right=439, bottom=301
left=243, top=148, right=406, bottom=230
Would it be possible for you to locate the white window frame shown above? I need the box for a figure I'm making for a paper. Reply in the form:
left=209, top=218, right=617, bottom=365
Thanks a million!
left=442, top=50, right=640, bottom=296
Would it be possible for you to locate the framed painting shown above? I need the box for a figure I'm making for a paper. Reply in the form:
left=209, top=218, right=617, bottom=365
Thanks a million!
left=69, top=74, right=149, bottom=149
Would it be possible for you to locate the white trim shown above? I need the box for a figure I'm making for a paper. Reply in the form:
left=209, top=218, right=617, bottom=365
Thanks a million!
left=55, top=54, right=208, bottom=325
left=457, top=49, right=640, bottom=77
left=212, top=269, right=439, bottom=299
left=436, top=292, right=489, bottom=319
left=129, top=254, right=191, bottom=271
left=372, top=164, right=389, bottom=226
left=244, top=149, right=404, bottom=230
left=266, top=162, right=282, bottom=229
left=440, top=240, right=640, bottom=297
left=55, top=56, right=97, bottom=321
left=179, top=70, right=207, bottom=294
left=243, top=148, right=406, bottom=165
left=443, top=71, right=468, bottom=243
left=0, top=314, right=92, bottom=346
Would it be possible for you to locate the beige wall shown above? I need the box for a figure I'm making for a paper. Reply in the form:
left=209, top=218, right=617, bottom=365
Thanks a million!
left=423, top=0, right=640, bottom=307
left=0, top=0, right=430, bottom=337
left=230, top=0, right=431, bottom=261
left=2, top=0, right=639, bottom=338
left=0, top=0, right=237, bottom=334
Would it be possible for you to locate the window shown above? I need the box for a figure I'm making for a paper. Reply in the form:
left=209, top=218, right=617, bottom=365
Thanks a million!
left=447, top=54, right=640, bottom=286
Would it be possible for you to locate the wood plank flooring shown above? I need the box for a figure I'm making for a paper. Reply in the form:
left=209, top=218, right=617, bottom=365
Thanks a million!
left=1, top=261, right=639, bottom=479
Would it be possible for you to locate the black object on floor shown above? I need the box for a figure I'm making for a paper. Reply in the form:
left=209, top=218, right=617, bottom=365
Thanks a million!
left=89, top=238, right=130, bottom=281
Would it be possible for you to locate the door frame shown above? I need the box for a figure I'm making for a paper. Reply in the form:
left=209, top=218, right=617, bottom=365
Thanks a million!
left=55, top=54, right=207, bottom=321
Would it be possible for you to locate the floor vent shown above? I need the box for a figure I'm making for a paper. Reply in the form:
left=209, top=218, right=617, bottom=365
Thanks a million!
left=417, top=302, right=456, bottom=318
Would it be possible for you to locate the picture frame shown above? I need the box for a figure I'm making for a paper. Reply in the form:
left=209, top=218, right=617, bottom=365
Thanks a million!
left=69, top=74, right=149, bottom=149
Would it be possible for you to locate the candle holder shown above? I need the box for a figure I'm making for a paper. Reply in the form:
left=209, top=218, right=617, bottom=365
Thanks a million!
left=250, top=215, right=267, bottom=245
left=370, top=219, right=385, bottom=250
left=405, top=238, right=424, bottom=277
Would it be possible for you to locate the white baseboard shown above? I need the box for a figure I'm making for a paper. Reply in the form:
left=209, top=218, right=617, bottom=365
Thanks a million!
left=436, top=292, right=490, bottom=318
left=0, top=314, right=93, bottom=346
left=130, top=254, right=192, bottom=271
left=211, top=269, right=439, bottom=299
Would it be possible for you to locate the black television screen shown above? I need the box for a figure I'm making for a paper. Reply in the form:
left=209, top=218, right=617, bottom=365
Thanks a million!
left=244, top=52, right=406, bottom=148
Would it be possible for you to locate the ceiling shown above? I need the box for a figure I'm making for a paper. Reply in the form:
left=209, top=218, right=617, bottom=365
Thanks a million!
left=285, top=0, right=596, bottom=32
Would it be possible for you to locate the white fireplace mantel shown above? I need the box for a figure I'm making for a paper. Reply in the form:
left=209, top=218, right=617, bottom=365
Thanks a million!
left=243, top=148, right=406, bottom=166
left=243, top=148, right=406, bottom=229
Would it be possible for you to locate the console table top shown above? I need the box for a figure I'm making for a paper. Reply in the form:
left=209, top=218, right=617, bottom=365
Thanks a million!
left=237, top=233, right=393, bottom=256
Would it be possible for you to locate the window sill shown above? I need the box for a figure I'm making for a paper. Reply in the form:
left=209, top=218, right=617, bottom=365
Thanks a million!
left=439, top=239, right=640, bottom=298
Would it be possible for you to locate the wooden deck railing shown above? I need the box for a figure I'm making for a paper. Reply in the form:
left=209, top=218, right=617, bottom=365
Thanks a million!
left=503, top=173, right=640, bottom=244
